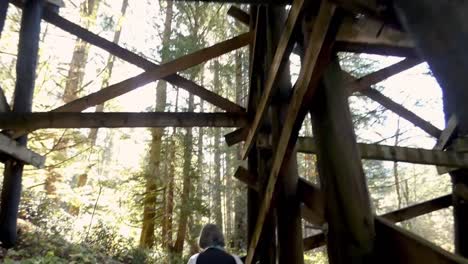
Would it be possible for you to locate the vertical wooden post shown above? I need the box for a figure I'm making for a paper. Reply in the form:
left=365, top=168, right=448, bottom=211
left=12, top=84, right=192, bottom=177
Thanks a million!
left=0, top=0, right=44, bottom=248
left=247, top=6, right=276, bottom=264
left=267, top=6, right=304, bottom=264
left=0, top=0, right=8, bottom=38
left=392, top=1, right=468, bottom=257
left=310, top=59, right=375, bottom=263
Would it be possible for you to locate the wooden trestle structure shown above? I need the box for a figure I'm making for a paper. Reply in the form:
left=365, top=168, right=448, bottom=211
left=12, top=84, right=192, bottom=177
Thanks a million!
left=1, top=0, right=468, bottom=263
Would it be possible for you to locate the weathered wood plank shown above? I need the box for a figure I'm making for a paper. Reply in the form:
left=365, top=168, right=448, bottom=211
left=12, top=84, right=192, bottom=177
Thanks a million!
left=0, top=112, right=247, bottom=129
left=311, top=59, right=375, bottom=263
left=334, top=41, right=417, bottom=57
left=347, top=58, right=422, bottom=94
left=241, top=0, right=305, bottom=160
left=245, top=3, right=337, bottom=263
left=0, top=134, right=45, bottom=168
left=53, top=32, right=252, bottom=113
left=360, top=88, right=442, bottom=138
left=9, top=0, right=244, bottom=113
left=296, top=137, right=468, bottom=168
left=0, top=0, right=43, bottom=248
left=234, top=167, right=260, bottom=192
left=228, top=6, right=249, bottom=26
left=224, top=127, right=248, bottom=146
left=381, top=195, right=452, bottom=223
left=375, top=217, right=468, bottom=264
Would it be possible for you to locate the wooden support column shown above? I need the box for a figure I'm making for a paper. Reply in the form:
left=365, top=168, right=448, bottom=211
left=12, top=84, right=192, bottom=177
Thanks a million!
left=392, top=0, right=468, bottom=257
left=0, top=0, right=43, bottom=248
left=310, top=59, right=374, bottom=263
left=246, top=6, right=276, bottom=264
left=267, top=6, right=304, bottom=264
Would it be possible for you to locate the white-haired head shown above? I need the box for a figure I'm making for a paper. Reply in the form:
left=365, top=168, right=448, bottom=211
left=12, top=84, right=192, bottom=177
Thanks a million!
left=199, top=224, right=225, bottom=249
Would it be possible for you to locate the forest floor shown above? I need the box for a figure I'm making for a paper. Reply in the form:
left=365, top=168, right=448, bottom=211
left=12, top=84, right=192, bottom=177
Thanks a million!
left=0, top=219, right=135, bottom=264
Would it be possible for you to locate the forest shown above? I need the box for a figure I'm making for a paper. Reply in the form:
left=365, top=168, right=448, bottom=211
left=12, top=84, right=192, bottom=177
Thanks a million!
left=0, top=0, right=453, bottom=263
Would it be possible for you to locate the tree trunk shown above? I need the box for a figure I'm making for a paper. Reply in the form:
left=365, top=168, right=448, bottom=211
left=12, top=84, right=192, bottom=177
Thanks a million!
left=213, top=60, right=223, bottom=231
left=393, top=117, right=402, bottom=209
left=173, top=93, right=195, bottom=255
left=63, top=0, right=101, bottom=103
left=233, top=49, right=247, bottom=250
left=88, top=0, right=129, bottom=144
left=139, top=0, right=173, bottom=249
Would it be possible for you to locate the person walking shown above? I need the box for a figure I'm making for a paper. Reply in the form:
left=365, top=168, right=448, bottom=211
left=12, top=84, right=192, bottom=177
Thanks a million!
left=187, top=224, right=243, bottom=264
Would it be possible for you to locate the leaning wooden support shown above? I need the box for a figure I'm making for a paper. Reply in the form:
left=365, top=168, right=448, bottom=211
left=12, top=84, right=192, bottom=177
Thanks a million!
left=0, top=134, right=45, bottom=168
left=9, top=0, right=244, bottom=113
left=53, top=32, right=252, bottom=113
left=241, top=0, right=304, bottom=159
left=0, top=0, right=43, bottom=248
left=295, top=137, right=468, bottom=168
left=244, top=3, right=337, bottom=263
left=0, top=86, right=10, bottom=113
left=0, top=112, right=248, bottom=129
left=311, top=58, right=375, bottom=263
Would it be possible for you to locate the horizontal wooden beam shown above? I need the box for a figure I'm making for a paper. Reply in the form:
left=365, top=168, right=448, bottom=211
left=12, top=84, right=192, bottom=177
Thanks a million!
left=0, top=112, right=248, bottom=129
left=375, top=217, right=468, bottom=264
left=381, top=195, right=452, bottom=223
left=9, top=0, right=244, bottom=113
left=53, top=32, right=253, bottom=113
left=296, top=137, right=468, bottom=168
left=303, top=233, right=326, bottom=251
left=334, top=41, right=417, bottom=57
left=0, top=134, right=45, bottom=168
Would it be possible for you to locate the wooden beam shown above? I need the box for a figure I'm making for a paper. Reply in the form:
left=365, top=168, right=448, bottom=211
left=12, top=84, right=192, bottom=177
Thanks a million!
left=382, top=195, right=452, bottom=223
left=235, top=166, right=325, bottom=224
left=0, top=0, right=44, bottom=248
left=53, top=32, right=252, bottom=113
left=348, top=58, right=422, bottom=94
left=303, top=233, right=326, bottom=251
left=334, top=41, right=417, bottom=57
left=224, top=127, right=248, bottom=146
left=0, top=112, right=247, bottom=129
left=0, top=134, right=45, bottom=168
left=245, top=3, right=337, bottom=263
left=375, top=217, right=468, bottom=264
left=360, top=88, right=442, bottom=138
left=304, top=195, right=454, bottom=252
left=9, top=0, right=244, bottom=113
left=228, top=6, right=249, bottom=26
left=241, top=0, right=304, bottom=160
left=296, top=137, right=468, bottom=168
